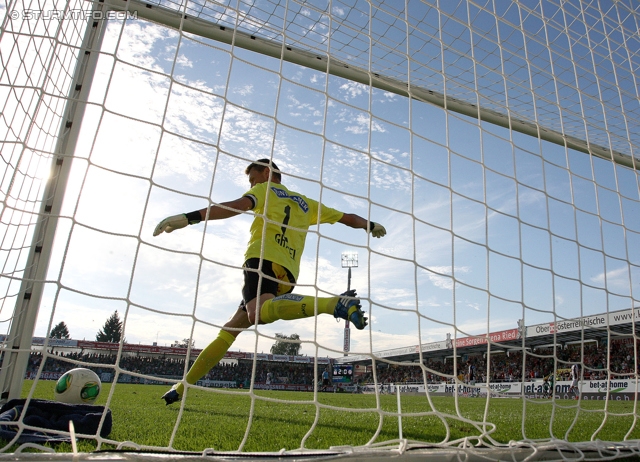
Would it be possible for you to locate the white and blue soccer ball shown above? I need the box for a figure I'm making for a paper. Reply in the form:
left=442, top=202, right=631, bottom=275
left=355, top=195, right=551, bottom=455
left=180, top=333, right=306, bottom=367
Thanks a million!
left=54, top=368, right=101, bottom=404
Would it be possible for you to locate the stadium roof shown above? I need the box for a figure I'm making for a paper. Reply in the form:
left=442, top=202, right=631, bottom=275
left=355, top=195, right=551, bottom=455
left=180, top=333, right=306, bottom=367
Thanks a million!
left=336, top=307, right=640, bottom=365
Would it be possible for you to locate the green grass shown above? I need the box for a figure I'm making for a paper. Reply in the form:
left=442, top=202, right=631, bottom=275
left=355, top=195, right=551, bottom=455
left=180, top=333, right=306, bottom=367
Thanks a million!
left=3, top=380, right=640, bottom=453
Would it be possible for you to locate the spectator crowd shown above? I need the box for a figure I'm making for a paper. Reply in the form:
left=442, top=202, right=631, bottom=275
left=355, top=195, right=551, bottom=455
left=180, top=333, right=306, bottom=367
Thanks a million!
left=20, top=339, right=637, bottom=388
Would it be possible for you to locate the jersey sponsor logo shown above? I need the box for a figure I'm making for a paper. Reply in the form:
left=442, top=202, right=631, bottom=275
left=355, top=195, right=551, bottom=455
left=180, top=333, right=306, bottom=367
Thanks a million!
left=271, top=187, right=309, bottom=212
left=273, top=293, right=304, bottom=302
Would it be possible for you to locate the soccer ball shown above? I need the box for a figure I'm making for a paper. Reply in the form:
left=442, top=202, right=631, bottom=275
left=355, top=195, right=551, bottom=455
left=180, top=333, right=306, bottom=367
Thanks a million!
left=54, top=368, right=101, bottom=404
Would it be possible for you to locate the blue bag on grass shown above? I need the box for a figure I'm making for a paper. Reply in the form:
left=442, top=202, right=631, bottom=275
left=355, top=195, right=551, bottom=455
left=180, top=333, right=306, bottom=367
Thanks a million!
left=0, top=398, right=111, bottom=444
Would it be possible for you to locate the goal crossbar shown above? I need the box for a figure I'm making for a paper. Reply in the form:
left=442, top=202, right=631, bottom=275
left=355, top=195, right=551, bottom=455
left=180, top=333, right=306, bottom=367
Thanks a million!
left=105, top=0, right=637, bottom=170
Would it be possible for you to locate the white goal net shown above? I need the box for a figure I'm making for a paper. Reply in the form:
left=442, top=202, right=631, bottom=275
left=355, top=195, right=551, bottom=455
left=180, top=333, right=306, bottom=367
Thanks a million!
left=1, top=0, right=639, bottom=459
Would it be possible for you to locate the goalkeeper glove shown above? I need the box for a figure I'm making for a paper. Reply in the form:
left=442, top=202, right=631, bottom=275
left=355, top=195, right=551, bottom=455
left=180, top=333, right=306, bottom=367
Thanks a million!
left=153, top=211, right=201, bottom=236
left=369, top=222, right=386, bottom=238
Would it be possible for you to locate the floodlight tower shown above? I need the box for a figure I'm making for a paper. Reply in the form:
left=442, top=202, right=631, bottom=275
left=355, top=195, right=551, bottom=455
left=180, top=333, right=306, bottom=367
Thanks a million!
left=341, top=252, right=358, bottom=355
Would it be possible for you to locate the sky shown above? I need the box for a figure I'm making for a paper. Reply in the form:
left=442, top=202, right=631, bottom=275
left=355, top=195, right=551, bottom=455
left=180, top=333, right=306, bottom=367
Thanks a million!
left=2, top=0, right=640, bottom=361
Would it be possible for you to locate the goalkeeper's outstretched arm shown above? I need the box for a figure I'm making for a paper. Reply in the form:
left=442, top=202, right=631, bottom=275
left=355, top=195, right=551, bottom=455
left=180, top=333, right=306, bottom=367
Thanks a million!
left=339, top=213, right=387, bottom=238
left=153, top=201, right=386, bottom=238
left=152, top=197, right=252, bottom=236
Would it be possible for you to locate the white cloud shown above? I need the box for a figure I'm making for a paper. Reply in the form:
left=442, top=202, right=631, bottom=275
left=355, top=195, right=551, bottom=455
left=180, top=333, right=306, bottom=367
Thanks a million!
left=234, top=84, right=254, bottom=97
left=108, top=22, right=177, bottom=70
left=592, top=266, right=631, bottom=295
left=343, top=113, right=387, bottom=135
left=174, top=54, right=193, bottom=68
left=340, top=81, right=369, bottom=100
left=423, top=266, right=470, bottom=290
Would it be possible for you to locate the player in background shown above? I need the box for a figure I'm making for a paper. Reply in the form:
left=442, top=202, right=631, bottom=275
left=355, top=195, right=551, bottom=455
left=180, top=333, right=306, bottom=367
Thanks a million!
left=154, top=159, right=387, bottom=405
left=465, top=361, right=476, bottom=385
left=466, top=360, right=477, bottom=397
left=569, top=363, right=581, bottom=399
left=542, top=373, right=554, bottom=399
left=321, top=369, right=330, bottom=392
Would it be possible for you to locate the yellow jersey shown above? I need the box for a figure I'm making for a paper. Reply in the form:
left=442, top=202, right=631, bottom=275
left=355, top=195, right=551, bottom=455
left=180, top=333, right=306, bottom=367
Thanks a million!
left=243, top=182, right=343, bottom=279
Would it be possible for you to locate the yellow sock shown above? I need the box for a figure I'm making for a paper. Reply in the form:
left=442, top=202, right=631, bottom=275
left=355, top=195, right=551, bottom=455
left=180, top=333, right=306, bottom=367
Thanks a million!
left=175, top=330, right=236, bottom=396
left=259, top=294, right=338, bottom=324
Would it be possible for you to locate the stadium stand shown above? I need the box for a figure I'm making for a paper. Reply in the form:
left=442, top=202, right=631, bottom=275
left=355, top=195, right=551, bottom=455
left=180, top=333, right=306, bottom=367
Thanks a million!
left=20, top=339, right=635, bottom=388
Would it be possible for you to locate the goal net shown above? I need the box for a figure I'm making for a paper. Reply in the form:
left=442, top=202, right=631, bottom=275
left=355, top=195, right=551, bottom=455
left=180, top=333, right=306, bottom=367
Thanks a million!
left=1, top=0, right=639, bottom=459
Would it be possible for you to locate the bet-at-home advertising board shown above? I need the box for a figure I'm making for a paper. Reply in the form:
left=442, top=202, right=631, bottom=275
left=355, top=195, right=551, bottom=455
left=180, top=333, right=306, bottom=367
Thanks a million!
left=352, top=379, right=637, bottom=400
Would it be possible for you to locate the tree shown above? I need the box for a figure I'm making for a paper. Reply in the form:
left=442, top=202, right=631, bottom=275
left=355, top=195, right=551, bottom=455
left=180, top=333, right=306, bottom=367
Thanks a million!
left=50, top=322, right=70, bottom=339
left=96, top=311, right=125, bottom=343
left=173, top=338, right=195, bottom=348
left=270, top=333, right=301, bottom=356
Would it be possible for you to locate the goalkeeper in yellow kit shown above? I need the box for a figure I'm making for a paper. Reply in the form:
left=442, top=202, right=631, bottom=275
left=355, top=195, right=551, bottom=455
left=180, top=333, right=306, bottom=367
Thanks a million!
left=153, top=159, right=387, bottom=405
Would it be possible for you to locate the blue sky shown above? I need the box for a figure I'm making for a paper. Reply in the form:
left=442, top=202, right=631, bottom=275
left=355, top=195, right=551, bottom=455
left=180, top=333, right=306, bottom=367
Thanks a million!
left=13, top=0, right=638, bottom=359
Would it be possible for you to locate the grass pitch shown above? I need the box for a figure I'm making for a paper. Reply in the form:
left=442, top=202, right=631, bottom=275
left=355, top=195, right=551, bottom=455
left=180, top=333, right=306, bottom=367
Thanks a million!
left=5, top=380, right=640, bottom=453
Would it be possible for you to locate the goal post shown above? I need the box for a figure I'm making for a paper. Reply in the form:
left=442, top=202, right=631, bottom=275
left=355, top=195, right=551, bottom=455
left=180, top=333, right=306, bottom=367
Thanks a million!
left=1, top=0, right=640, bottom=459
left=0, top=0, right=110, bottom=401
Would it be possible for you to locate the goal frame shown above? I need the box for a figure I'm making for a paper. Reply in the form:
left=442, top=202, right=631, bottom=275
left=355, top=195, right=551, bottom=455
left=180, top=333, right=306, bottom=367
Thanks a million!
left=1, top=0, right=639, bottom=458
left=5, top=0, right=637, bottom=401
left=2, top=0, right=638, bottom=409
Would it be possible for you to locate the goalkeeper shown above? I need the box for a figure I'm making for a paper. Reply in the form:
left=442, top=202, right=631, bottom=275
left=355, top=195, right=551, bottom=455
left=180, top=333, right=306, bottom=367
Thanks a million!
left=154, top=159, right=387, bottom=405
